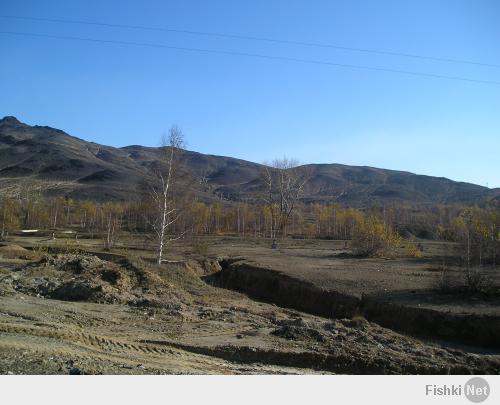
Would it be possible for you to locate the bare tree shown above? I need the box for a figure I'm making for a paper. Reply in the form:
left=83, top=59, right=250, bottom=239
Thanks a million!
left=261, top=157, right=309, bottom=248
left=102, top=202, right=122, bottom=250
left=149, top=126, right=186, bottom=264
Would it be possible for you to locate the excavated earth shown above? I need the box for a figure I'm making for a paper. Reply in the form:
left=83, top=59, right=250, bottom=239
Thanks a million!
left=0, top=243, right=499, bottom=375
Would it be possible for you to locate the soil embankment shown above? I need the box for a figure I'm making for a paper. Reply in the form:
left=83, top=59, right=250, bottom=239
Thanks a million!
left=205, top=259, right=500, bottom=349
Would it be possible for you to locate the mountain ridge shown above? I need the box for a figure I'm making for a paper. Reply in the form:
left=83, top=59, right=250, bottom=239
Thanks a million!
left=0, top=116, right=498, bottom=206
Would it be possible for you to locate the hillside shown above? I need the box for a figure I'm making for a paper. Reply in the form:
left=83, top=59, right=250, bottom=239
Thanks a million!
left=0, top=116, right=497, bottom=206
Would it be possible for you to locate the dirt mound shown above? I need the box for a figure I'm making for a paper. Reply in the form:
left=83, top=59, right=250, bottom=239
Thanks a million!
left=271, top=318, right=326, bottom=342
left=8, top=253, right=173, bottom=305
left=38, top=254, right=107, bottom=274
left=0, top=244, right=32, bottom=260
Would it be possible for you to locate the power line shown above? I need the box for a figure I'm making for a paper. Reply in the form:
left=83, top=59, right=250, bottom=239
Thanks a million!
left=1, top=14, right=499, bottom=69
left=1, top=30, right=499, bottom=85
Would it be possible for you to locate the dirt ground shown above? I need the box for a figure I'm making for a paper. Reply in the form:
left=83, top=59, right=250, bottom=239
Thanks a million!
left=0, top=235, right=499, bottom=374
left=200, top=237, right=500, bottom=314
left=199, top=237, right=500, bottom=348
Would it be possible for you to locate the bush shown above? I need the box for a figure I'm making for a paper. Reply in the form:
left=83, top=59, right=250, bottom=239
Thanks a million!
left=60, top=239, right=81, bottom=255
left=436, top=263, right=494, bottom=295
left=351, top=216, right=401, bottom=258
left=405, top=238, right=423, bottom=258
left=465, top=267, right=492, bottom=293
left=31, top=244, right=49, bottom=260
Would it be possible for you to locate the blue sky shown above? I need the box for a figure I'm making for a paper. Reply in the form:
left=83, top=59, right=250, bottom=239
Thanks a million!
left=1, top=0, right=499, bottom=187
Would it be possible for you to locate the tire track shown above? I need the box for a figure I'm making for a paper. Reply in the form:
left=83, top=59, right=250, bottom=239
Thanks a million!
left=0, top=321, right=177, bottom=357
left=0, top=322, right=299, bottom=375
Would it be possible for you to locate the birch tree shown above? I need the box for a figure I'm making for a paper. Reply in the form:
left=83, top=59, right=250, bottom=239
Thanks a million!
left=150, top=126, right=186, bottom=264
left=102, top=202, right=122, bottom=250
left=261, top=157, right=309, bottom=248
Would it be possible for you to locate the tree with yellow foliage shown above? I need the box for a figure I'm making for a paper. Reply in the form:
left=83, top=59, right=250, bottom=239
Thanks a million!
left=0, top=196, right=20, bottom=240
left=351, top=215, right=402, bottom=258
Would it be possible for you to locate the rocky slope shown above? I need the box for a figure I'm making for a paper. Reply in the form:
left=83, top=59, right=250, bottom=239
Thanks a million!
left=0, top=116, right=497, bottom=206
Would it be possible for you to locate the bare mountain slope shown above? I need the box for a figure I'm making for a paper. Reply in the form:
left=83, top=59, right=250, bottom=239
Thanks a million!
left=0, top=116, right=496, bottom=206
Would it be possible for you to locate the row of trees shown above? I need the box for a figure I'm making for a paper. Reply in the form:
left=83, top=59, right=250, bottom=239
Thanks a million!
left=2, top=192, right=498, bottom=258
left=0, top=196, right=360, bottom=241
left=444, top=206, right=500, bottom=266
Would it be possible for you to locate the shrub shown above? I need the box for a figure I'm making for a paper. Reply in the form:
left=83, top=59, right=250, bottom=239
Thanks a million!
left=351, top=216, right=401, bottom=258
left=61, top=239, right=81, bottom=255
left=465, top=267, right=492, bottom=293
left=436, top=263, right=494, bottom=295
left=405, top=238, right=423, bottom=258
left=31, top=244, right=49, bottom=260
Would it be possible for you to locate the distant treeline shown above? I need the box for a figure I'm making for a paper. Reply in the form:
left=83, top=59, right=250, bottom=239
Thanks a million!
left=1, top=194, right=499, bottom=264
